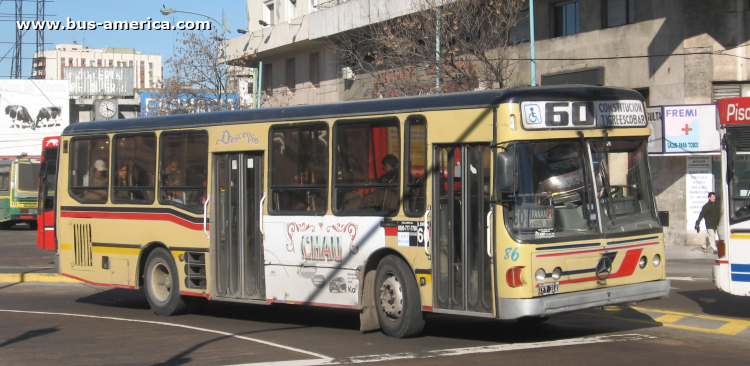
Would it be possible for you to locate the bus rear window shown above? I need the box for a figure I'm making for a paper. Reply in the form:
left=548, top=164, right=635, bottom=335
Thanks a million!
left=17, top=161, right=40, bottom=192
left=69, top=137, right=110, bottom=203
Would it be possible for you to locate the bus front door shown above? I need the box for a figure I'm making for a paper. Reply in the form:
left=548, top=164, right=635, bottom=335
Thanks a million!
left=433, top=145, right=494, bottom=314
left=213, top=153, right=265, bottom=301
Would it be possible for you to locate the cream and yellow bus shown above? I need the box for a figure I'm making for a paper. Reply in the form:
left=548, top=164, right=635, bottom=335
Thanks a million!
left=56, top=86, right=669, bottom=338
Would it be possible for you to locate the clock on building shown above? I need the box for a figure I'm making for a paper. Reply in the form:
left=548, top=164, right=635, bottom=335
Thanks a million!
left=94, top=99, right=118, bottom=121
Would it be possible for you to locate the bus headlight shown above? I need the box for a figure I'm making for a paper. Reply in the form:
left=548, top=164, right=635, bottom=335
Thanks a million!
left=551, top=267, right=562, bottom=280
left=639, top=256, right=648, bottom=269
left=652, top=254, right=661, bottom=267
left=535, top=268, right=546, bottom=282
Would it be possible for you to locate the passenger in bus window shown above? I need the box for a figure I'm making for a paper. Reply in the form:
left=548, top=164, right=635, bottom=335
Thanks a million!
left=379, top=155, right=399, bottom=184
left=115, top=163, right=130, bottom=199
left=83, top=159, right=108, bottom=201
left=164, top=160, right=182, bottom=186
left=359, top=155, right=399, bottom=212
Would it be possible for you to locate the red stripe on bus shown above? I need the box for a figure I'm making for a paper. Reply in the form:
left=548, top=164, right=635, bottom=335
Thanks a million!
left=62, top=273, right=136, bottom=289
left=716, top=260, right=729, bottom=264
left=20, top=215, right=34, bottom=219
left=422, top=306, right=433, bottom=311
left=265, top=299, right=356, bottom=309
left=553, top=248, right=643, bottom=285
left=384, top=227, right=398, bottom=236
left=536, top=242, right=659, bottom=257
left=60, top=210, right=205, bottom=231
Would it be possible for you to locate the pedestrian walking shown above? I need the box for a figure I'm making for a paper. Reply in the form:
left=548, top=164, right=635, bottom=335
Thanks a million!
left=695, top=191, right=721, bottom=254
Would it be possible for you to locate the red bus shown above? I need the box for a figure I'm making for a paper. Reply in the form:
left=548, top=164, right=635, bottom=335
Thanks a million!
left=37, top=136, right=60, bottom=250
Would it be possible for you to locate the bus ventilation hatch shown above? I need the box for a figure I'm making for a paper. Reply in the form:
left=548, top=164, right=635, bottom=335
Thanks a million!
left=184, top=252, right=206, bottom=289
left=74, top=224, right=93, bottom=267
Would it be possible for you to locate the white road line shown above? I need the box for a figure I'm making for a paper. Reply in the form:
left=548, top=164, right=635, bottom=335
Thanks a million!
left=667, top=277, right=709, bottom=282
left=0, top=309, right=332, bottom=363
left=332, top=334, right=655, bottom=364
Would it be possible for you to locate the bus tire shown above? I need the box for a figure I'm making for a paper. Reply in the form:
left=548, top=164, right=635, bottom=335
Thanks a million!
left=375, top=255, right=425, bottom=338
left=517, top=316, right=550, bottom=324
left=144, top=248, right=187, bottom=316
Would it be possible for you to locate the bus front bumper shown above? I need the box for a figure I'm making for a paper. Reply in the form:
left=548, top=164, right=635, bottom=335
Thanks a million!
left=497, top=280, right=671, bottom=320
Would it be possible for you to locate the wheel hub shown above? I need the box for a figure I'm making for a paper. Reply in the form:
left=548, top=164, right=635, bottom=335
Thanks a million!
left=379, top=274, right=403, bottom=320
left=151, top=261, right=172, bottom=303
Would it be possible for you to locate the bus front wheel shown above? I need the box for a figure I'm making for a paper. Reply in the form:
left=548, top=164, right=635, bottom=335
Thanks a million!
left=375, top=255, right=425, bottom=338
left=144, top=248, right=187, bottom=316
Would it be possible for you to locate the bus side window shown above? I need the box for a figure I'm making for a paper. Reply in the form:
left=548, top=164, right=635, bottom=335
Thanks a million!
left=0, top=165, right=9, bottom=193
left=334, top=117, right=400, bottom=215
left=404, top=116, right=427, bottom=216
left=159, top=131, right=208, bottom=213
left=69, top=137, right=110, bottom=203
left=269, top=123, right=329, bottom=214
left=113, top=133, right=157, bottom=204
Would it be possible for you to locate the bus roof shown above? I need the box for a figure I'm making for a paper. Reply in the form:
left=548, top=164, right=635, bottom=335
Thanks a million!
left=63, top=85, right=644, bottom=136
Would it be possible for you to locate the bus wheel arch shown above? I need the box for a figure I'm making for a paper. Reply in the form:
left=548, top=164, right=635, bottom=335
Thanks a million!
left=362, top=249, right=425, bottom=338
left=137, top=241, right=169, bottom=288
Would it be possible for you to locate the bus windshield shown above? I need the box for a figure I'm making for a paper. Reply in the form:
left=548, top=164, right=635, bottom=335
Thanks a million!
left=507, top=138, right=659, bottom=241
left=590, top=139, right=660, bottom=233
left=17, top=161, right=40, bottom=192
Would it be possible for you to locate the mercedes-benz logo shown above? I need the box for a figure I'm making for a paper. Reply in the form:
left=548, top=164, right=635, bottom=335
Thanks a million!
left=596, top=256, right=613, bottom=280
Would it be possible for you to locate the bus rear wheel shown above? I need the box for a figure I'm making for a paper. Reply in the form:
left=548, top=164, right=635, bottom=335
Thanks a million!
left=144, top=248, right=187, bottom=316
left=375, top=255, right=425, bottom=338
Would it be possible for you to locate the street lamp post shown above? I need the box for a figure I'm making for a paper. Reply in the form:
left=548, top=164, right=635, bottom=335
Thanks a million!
left=160, top=7, right=230, bottom=110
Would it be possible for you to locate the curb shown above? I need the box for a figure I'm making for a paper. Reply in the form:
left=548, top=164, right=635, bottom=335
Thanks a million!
left=0, top=273, right=80, bottom=284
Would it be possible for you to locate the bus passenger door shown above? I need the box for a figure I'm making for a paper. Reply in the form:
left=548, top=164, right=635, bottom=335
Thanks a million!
left=213, top=152, right=265, bottom=301
left=433, top=145, right=494, bottom=314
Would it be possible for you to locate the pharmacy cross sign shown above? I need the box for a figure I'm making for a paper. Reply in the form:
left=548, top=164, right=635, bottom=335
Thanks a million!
left=681, top=124, right=692, bottom=135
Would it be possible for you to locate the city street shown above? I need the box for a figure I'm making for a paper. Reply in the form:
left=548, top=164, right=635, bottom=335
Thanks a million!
left=1, top=227, right=749, bottom=365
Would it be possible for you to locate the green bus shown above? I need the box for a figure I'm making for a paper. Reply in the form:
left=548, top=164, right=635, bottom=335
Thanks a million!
left=0, top=156, right=41, bottom=229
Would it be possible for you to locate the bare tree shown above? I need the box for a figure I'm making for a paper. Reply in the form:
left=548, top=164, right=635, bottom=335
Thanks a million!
left=333, top=0, right=526, bottom=98
left=148, top=29, right=232, bottom=115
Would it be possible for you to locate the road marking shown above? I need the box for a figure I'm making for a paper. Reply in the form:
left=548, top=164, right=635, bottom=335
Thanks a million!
left=326, top=334, right=654, bottom=364
left=666, top=277, right=709, bottom=281
left=584, top=306, right=750, bottom=336
left=0, top=309, right=332, bottom=364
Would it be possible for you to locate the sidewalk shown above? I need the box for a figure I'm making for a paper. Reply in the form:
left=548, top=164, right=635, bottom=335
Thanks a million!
left=665, top=243, right=718, bottom=261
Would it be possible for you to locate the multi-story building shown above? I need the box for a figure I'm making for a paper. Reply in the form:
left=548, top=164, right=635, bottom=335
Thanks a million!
left=32, top=42, right=162, bottom=89
left=227, top=0, right=750, bottom=246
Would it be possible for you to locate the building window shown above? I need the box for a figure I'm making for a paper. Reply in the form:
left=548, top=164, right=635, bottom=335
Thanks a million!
left=60, top=58, right=65, bottom=78
left=606, top=0, right=635, bottom=28
left=287, top=0, right=296, bottom=21
left=309, top=52, right=320, bottom=86
left=263, top=63, right=273, bottom=94
left=285, top=58, right=296, bottom=91
left=554, top=1, right=580, bottom=37
left=109, top=59, right=114, bottom=67
left=69, top=58, right=74, bottom=66
left=309, top=0, right=319, bottom=13
left=263, top=0, right=275, bottom=26
left=97, top=59, right=102, bottom=67
left=129, top=60, right=133, bottom=67
left=510, top=8, right=531, bottom=44
left=81, top=58, right=86, bottom=67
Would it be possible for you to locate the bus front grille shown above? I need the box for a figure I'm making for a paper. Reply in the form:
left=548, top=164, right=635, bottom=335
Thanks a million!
left=74, top=224, right=93, bottom=267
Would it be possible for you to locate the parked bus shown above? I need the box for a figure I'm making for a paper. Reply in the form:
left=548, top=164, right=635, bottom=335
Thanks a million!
left=37, top=136, right=60, bottom=250
left=55, top=86, right=669, bottom=337
left=0, top=155, right=41, bottom=229
left=714, top=97, right=750, bottom=296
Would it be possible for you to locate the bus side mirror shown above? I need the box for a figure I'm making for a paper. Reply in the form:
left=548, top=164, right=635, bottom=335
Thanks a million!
left=495, top=151, right=516, bottom=194
left=658, top=211, right=669, bottom=227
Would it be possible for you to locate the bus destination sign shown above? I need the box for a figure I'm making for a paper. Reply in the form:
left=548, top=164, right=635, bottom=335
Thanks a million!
left=521, top=100, right=647, bottom=130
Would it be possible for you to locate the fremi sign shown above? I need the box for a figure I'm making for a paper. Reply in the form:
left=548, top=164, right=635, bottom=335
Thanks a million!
left=717, top=97, right=750, bottom=125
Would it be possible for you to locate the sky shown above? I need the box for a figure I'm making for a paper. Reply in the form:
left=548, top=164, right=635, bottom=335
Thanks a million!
left=0, top=0, right=249, bottom=79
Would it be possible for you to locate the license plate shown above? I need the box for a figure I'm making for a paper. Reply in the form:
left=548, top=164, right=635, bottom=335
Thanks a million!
left=539, top=282, right=559, bottom=296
